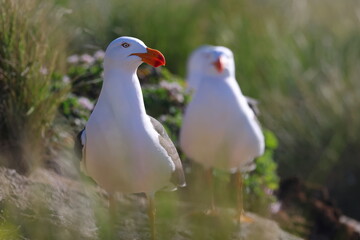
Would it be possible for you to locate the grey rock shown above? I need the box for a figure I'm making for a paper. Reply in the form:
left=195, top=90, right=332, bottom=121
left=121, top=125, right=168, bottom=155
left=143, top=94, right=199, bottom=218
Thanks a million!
left=0, top=167, right=302, bottom=240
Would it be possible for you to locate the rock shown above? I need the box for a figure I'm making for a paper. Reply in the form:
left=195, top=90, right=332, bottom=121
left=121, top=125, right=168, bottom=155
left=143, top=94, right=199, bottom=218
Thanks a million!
left=0, top=167, right=100, bottom=239
left=0, top=167, right=301, bottom=240
left=238, top=213, right=302, bottom=240
left=274, top=177, right=360, bottom=240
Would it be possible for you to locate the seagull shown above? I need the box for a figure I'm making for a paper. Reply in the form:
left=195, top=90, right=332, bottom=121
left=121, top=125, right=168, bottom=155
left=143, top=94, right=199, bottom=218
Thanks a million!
left=75, top=36, right=186, bottom=240
left=185, top=45, right=212, bottom=93
left=180, top=45, right=264, bottom=222
left=186, top=45, right=261, bottom=117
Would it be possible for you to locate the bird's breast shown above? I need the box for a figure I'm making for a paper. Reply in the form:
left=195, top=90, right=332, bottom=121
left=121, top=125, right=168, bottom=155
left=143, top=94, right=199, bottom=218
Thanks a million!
left=181, top=80, right=264, bottom=170
left=84, top=105, right=173, bottom=193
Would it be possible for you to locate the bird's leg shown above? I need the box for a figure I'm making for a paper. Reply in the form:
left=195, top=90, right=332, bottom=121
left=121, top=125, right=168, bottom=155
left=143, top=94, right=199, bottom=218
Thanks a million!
left=235, top=171, right=253, bottom=224
left=205, top=167, right=217, bottom=214
left=108, top=192, right=117, bottom=224
left=146, top=193, right=156, bottom=240
left=107, top=192, right=118, bottom=238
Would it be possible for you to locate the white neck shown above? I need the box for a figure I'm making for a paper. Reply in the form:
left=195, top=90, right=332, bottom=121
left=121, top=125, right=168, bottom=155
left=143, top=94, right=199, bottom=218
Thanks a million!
left=98, top=67, right=147, bottom=121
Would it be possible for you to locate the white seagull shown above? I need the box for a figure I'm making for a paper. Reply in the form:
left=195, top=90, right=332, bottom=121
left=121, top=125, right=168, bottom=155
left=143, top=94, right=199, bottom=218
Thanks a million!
left=185, top=45, right=212, bottom=93
left=180, top=45, right=264, bottom=221
left=75, top=36, right=186, bottom=239
left=186, top=45, right=261, bottom=116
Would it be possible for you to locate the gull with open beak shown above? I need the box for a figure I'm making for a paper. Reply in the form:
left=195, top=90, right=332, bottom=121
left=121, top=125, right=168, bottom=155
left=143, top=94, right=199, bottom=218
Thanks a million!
left=180, top=46, right=264, bottom=222
left=75, top=36, right=186, bottom=240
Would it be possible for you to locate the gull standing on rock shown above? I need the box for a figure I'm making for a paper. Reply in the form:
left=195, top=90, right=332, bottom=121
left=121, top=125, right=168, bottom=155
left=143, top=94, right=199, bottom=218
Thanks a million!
left=75, top=36, right=186, bottom=240
left=180, top=45, right=264, bottom=222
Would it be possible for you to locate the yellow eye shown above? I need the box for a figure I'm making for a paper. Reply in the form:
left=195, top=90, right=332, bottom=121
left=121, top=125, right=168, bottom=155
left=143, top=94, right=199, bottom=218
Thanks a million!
left=121, top=42, right=130, bottom=48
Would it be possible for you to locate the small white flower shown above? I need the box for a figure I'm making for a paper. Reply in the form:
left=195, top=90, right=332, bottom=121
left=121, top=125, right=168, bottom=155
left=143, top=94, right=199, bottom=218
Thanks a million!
left=40, top=67, right=48, bottom=75
left=160, top=80, right=184, bottom=102
left=80, top=54, right=95, bottom=65
left=270, top=202, right=282, bottom=214
left=159, top=115, right=168, bottom=122
left=94, top=50, right=105, bottom=60
left=62, top=75, right=70, bottom=84
left=160, top=80, right=183, bottom=92
left=74, top=118, right=82, bottom=126
left=78, top=97, right=94, bottom=110
left=264, top=188, right=274, bottom=195
left=173, top=93, right=184, bottom=103
left=67, top=55, right=79, bottom=64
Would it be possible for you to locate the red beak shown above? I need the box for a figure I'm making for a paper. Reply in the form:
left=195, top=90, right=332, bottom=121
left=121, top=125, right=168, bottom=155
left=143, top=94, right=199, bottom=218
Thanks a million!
left=213, top=56, right=225, bottom=73
left=130, top=47, right=166, bottom=67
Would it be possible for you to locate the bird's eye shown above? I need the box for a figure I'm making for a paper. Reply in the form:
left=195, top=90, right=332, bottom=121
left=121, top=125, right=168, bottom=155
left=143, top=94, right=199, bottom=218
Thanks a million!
left=121, top=42, right=130, bottom=48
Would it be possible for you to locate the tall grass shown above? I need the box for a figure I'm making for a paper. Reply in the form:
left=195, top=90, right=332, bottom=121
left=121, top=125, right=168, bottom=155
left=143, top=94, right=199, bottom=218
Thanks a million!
left=259, top=5, right=360, bottom=217
left=0, top=0, right=70, bottom=173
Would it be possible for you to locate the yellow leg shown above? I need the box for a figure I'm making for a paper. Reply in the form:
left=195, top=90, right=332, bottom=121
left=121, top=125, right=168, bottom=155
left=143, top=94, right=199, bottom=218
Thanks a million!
left=205, top=168, right=217, bottom=214
left=235, top=171, right=253, bottom=224
left=107, top=192, right=117, bottom=238
left=147, top=193, right=156, bottom=240
left=109, top=193, right=117, bottom=220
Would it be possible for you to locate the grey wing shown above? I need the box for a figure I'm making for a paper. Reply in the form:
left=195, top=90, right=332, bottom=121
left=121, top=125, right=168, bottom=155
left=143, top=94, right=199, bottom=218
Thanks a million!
left=245, top=96, right=262, bottom=127
left=149, top=116, right=186, bottom=188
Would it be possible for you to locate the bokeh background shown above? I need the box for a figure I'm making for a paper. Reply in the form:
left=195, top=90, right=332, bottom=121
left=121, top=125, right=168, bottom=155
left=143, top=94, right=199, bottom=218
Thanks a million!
left=1, top=0, right=360, bottom=239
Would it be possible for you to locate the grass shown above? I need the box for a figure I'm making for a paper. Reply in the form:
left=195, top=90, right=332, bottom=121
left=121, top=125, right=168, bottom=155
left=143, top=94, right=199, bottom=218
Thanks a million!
left=0, top=0, right=70, bottom=173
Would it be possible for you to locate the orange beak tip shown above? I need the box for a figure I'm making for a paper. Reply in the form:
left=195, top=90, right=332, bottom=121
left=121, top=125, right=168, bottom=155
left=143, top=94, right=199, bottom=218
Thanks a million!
left=213, top=57, right=225, bottom=73
left=131, top=47, right=165, bottom=68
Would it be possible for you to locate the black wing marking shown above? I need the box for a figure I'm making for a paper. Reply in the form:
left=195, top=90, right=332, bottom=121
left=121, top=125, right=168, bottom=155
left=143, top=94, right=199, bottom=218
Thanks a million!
left=245, top=96, right=260, bottom=116
left=74, top=128, right=85, bottom=160
left=149, top=116, right=186, bottom=188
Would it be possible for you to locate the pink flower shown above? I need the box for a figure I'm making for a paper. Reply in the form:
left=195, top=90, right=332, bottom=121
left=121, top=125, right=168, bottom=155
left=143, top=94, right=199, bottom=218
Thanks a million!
left=160, top=80, right=184, bottom=103
left=80, top=54, right=95, bottom=65
left=78, top=97, right=94, bottom=110
left=40, top=67, right=48, bottom=75
left=62, top=75, right=70, bottom=84
left=67, top=55, right=79, bottom=64
left=270, top=202, right=282, bottom=214
left=264, top=188, right=274, bottom=195
left=160, top=80, right=182, bottom=92
left=94, top=50, right=105, bottom=60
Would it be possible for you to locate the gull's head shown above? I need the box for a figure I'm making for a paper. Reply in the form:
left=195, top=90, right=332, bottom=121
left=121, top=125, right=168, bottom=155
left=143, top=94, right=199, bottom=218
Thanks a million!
left=104, top=36, right=166, bottom=70
left=188, top=45, right=235, bottom=79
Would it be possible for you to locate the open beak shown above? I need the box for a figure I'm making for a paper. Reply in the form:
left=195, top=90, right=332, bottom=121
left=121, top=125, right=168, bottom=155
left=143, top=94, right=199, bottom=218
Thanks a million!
left=130, top=48, right=166, bottom=67
left=213, top=56, right=225, bottom=73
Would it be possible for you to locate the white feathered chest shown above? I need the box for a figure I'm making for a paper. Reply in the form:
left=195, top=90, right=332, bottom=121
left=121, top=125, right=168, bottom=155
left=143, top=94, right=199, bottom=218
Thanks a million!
left=180, top=76, right=264, bottom=171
